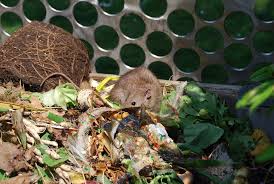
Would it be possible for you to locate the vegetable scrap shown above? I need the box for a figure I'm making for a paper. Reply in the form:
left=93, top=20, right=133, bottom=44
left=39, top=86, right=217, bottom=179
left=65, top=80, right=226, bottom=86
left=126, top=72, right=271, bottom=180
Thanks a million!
left=0, top=76, right=273, bottom=184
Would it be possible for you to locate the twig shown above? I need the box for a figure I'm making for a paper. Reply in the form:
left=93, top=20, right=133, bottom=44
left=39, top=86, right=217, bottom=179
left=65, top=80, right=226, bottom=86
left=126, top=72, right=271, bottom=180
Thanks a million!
left=34, top=121, right=78, bottom=131
left=40, top=72, right=80, bottom=90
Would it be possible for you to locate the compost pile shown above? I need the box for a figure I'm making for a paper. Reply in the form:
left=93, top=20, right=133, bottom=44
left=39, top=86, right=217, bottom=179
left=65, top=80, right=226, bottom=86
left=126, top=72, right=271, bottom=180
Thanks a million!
left=0, top=21, right=90, bottom=91
left=0, top=76, right=273, bottom=184
left=0, top=20, right=273, bottom=184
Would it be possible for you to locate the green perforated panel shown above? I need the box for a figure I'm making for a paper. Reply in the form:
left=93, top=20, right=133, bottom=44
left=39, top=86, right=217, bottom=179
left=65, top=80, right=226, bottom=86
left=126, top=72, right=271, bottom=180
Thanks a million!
left=0, top=0, right=273, bottom=84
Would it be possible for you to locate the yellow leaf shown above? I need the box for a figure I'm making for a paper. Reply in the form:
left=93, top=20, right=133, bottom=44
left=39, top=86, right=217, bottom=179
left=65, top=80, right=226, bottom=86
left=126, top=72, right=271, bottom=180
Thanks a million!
left=69, top=172, right=85, bottom=184
left=96, top=76, right=119, bottom=92
left=250, top=129, right=271, bottom=156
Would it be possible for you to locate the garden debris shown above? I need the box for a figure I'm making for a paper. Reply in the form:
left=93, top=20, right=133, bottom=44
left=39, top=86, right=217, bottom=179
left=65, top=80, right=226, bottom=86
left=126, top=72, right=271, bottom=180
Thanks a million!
left=0, top=75, right=272, bottom=184
left=0, top=21, right=90, bottom=91
left=0, top=173, right=39, bottom=184
left=12, top=109, right=27, bottom=149
left=205, top=143, right=234, bottom=181
left=232, top=167, right=248, bottom=184
left=0, top=141, right=28, bottom=174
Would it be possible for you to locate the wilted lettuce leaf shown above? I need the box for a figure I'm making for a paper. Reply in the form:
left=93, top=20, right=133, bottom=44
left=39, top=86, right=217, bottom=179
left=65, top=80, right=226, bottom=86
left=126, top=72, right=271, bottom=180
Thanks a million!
left=35, top=83, right=78, bottom=110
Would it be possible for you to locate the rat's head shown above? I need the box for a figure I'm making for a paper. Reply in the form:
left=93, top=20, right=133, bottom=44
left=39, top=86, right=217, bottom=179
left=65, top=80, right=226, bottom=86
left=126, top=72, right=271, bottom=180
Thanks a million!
left=124, top=87, right=155, bottom=109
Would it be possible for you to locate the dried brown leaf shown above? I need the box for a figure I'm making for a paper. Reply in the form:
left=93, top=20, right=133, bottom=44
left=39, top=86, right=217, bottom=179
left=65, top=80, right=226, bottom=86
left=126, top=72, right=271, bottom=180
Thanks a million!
left=0, top=142, right=27, bottom=174
left=0, top=173, right=39, bottom=184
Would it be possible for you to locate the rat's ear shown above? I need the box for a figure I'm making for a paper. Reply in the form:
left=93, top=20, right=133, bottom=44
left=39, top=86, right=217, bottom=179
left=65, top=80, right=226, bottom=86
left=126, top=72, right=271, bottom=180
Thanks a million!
left=145, top=89, right=152, bottom=100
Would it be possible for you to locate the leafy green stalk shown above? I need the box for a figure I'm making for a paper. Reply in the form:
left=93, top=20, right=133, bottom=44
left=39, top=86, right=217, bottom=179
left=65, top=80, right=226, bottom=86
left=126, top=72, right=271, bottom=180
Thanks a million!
left=47, top=112, right=64, bottom=123
left=237, top=64, right=274, bottom=112
left=35, top=83, right=78, bottom=110
left=236, top=80, right=274, bottom=112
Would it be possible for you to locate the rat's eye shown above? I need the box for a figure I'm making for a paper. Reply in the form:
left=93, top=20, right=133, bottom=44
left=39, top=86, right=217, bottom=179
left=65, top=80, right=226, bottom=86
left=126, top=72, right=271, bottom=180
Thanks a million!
left=131, top=102, right=136, bottom=106
left=146, top=96, right=151, bottom=100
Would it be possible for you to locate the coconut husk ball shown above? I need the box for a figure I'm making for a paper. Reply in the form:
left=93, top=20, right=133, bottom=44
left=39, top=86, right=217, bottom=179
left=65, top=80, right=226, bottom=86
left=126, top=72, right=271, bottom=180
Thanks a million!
left=0, top=21, right=91, bottom=91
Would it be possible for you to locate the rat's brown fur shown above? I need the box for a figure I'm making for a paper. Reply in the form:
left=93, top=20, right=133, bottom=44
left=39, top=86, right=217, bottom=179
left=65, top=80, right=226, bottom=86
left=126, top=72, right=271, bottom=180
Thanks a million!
left=109, top=67, right=163, bottom=112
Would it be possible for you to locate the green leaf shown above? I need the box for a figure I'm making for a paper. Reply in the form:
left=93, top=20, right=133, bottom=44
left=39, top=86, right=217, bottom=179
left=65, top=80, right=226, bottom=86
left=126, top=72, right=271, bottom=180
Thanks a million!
left=226, top=133, right=254, bottom=161
left=0, top=108, right=9, bottom=112
left=249, top=83, right=273, bottom=112
left=160, top=118, right=180, bottom=128
left=150, top=170, right=182, bottom=184
left=255, top=144, right=274, bottom=164
left=182, top=123, right=224, bottom=151
left=36, top=144, right=49, bottom=155
left=42, top=148, right=69, bottom=167
left=159, top=90, right=176, bottom=116
left=236, top=80, right=274, bottom=111
left=196, top=169, right=222, bottom=184
left=183, top=105, right=198, bottom=116
left=107, top=101, right=121, bottom=109
left=204, top=93, right=218, bottom=114
left=0, top=169, right=7, bottom=181
left=179, top=95, right=192, bottom=105
left=250, top=64, right=274, bottom=82
left=122, top=159, right=138, bottom=177
left=35, top=165, right=52, bottom=182
left=184, top=82, right=206, bottom=102
left=47, top=112, right=64, bottom=123
left=41, top=132, right=52, bottom=141
left=217, top=102, right=227, bottom=118
left=182, top=116, right=198, bottom=125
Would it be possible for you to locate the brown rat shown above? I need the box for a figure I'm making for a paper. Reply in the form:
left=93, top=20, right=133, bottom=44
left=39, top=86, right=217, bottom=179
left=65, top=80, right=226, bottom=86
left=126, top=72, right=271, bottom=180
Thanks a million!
left=109, top=67, right=163, bottom=112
